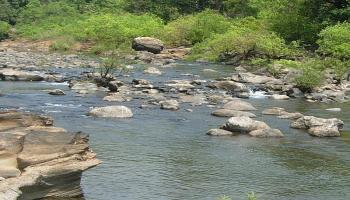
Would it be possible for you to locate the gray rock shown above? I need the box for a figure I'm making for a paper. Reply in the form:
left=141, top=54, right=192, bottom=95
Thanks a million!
left=270, top=94, right=290, bottom=100
left=262, top=107, right=286, bottom=115
left=207, top=129, right=233, bottom=136
left=160, top=100, right=179, bottom=111
left=48, top=89, right=65, bottom=96
left=291, top=116, right=344, bottom=137
left=89, top=106, right=133, bottom=118
left=144, top=67, right=162, bottom=75
left=0, top=69, right=44, bottom=81
left=212, top=109, right=256, bottom=118
left=221, top=117, right=270, bottom=134
left=222, top=99, right=257, bottom=111
left=249, top=128, right=284, bottom=138
left=132, top=37, right=164, bottom=54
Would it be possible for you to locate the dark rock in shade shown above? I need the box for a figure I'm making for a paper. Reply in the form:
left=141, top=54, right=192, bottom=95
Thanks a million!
left=0, top=110, right=100, bottom=199
left=132, top=37, right=164, bottom=54
left=48, top=89, right=65, bottom=96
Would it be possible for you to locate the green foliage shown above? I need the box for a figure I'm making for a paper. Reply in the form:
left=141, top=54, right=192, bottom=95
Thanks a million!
left=0, top=21, right=10, bottom=40
left=159, top=10, right=232, bottom=47
left=77, top=13, right=163, bottom=48
left=189, top=17, right=293, bottom=63
left=49, top=37, right=75, bottom=52
left=317, top=22, right=350, bottom=59
left=247, top=192, right=257, bottom=200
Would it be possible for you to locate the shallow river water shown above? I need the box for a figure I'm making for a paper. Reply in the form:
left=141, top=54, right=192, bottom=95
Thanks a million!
left=1, top=62, right=350, bottom=200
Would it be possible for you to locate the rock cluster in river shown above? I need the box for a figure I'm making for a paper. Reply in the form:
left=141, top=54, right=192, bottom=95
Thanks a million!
left=0, top=110, right=100, bottom=199
left=207, top=116, right=284, bottom=138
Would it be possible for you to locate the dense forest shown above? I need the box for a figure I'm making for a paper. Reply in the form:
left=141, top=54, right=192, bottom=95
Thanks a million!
left=0, top=0, right=349, bottom=90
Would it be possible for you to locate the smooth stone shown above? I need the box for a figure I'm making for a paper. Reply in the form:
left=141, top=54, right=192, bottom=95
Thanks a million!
left=89, top=106, right=133, bottom=118
left=221, top=117, right=270, bottom=134
left=48, top=89, right=65, bottom=96
left=249, top=128, right=284, bottom=138
left=207, top=129, right=233, bottom=136
left=160, top=100, right=179, bottom=111
left=222, top=99, right=257, bottom=111
left=270, top=94, right=290, bottom=100
left=144, top=67, right=162, bottom=75
left=132, top=37, right=164, bottom=54
left=212, top=109, right=256, bottom=118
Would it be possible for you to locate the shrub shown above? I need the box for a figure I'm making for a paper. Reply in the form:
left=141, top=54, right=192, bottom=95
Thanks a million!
left=317, top=22, right=350, bottom=59
left=159, top=10, right=232, bottom=47
left=189, top=17, right=294, bottom=63
left=0, top=21, right=10, bottom=40
left=49, top=37, right=76, bottom=52
left=294, top=59, right=325, bottom=91
left=76, top=13, right=163, bottom=48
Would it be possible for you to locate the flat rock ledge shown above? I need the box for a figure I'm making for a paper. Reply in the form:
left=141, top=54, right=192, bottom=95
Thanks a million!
left=0, top=110, right=101, bottom=200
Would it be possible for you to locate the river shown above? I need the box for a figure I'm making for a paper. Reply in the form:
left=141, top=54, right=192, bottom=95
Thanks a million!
left=1, top=61, right=349, bottom=200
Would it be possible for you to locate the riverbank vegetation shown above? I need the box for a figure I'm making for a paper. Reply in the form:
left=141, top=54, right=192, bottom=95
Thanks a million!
left=0, top=0, right=349, bottom=90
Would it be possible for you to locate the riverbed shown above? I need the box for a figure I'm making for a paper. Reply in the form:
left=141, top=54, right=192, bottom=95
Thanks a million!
left=1, top=61, right=350, bottom=200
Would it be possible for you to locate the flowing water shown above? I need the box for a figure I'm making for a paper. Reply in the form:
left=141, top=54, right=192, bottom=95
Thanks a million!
left=1, top=62, right=350, bottom=200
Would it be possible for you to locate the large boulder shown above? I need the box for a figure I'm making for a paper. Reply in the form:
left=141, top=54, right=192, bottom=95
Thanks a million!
left=89, top=106, right=133, bottom=118
left=221, top=117, right=270, bottom=134
left=132, top=37, right=164, bottom=54
left=211, top=81, right=249, bottom=92
left=212, top=109, right=256, bottom=118
left=291, top=116, right=344, bottom=137
left=0, top=69, right=44, bottom=81
left=222, top=99, right=257, bottom=111
left=232, top=72, right=276, bottom=84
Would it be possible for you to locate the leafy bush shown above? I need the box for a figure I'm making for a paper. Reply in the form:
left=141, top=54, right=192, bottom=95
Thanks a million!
left=159, top=10, right=232, bottom=47
left=76, top=13, right=163, bottom=48
left=189, top=17, right=294, bottom=63
left=317, top=22, right=350, bottom=59
left=0, top=21, right=10, bottom=40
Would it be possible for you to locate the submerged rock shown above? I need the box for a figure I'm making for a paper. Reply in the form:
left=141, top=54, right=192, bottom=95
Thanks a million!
left=249, top=128, right=284, bottom=138
left=132, top=37, right=164, bottom=54
left=48, top=89, right=65, bottom=96
left=212, top=109, right=256, bottom=118
left=160, top=100, right=179, bottom=111
left=207, top=129, right=234, bottom=136
left=89, top=106, right=133, bottom=118
left=144, top=67, right=162, bottom=75
left=222, top=99, right=257, bottom=111
left=291, top=116, right=344, bottom=137
left=0, top=110, right=100, bottom=199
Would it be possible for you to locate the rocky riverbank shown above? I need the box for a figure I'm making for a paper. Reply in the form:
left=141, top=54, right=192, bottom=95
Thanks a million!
left=0, top=110, right=100, bottom=199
